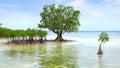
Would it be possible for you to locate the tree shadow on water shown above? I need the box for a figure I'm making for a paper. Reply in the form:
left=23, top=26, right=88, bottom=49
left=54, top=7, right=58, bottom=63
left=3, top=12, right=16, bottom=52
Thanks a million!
left=38, top=42, right=79, bottom=68
left=98, top=55, right=107, bottom=68
left=3, top=45, right=36, bottom=58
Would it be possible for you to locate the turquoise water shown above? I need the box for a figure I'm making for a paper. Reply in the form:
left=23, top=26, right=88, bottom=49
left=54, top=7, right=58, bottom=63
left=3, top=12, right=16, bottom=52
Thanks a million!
left=0, top=31, right=120, bottom=68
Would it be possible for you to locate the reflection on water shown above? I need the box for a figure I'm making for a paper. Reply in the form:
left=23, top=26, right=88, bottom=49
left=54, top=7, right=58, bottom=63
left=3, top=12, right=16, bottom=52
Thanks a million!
left=4, top=45, right=36, bottom=58
left=38, top=42, right=78, bottom=68
left=1, top=42, right=78, bottom=68
left=98, top=55, right=105, bottom=68
left=0, top=40, right=120, bottom=68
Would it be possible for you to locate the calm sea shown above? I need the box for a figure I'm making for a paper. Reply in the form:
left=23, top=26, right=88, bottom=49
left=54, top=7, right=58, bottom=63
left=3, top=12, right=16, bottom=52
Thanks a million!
left=0, top=31, right=120, bottom=68
left=47, top=31, right=120, bottom=40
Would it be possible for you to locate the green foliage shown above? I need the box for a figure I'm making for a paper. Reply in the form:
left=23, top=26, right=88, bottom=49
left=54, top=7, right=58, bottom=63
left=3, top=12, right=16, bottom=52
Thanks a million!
left=17, top=30, right=26, bottom=37
left=0, top=27, right=47, bottom=39
left=26, top=28, right=37, bottom=37
left=38, top=4, right=80, bottom=33
left=98, top=32, right=109, bottom=43
left=0, top=27, right=12, bottom=38
left=0, top=27, right=5, bottom=37
left=37, top=30, right=48, bottom=37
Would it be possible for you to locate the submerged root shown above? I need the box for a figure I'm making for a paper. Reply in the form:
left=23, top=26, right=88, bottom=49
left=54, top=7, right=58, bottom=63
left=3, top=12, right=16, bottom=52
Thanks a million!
left=55, top=37, right=64, bottom=41
left=97, top=49, right=103, bottom=55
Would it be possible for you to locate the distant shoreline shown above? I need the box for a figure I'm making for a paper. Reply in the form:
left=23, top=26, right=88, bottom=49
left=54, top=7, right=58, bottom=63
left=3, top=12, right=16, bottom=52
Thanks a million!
left=78, top=31, right=120, bottom=32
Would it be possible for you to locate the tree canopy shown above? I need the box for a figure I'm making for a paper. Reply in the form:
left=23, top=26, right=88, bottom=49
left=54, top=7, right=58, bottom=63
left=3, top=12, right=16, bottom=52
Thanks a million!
left=98, top=32, right=109, bottom=43
left=38, top=4, right=80, bottom=41
left=0, top=27, right=48, bottom=44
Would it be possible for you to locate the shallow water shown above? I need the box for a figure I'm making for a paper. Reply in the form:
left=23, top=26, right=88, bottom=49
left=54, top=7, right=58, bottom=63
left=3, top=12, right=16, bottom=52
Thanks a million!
left=0, top=31, right=120, bottom=68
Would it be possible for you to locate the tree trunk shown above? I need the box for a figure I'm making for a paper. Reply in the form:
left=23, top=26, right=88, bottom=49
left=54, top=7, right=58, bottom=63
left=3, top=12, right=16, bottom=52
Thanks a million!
left=39, top=37, right=44, bottom=43
left=12, top=37, right=15, bottom=42
left=29, top=37, right=33, bottom=44
left=97, top=42, right=103, bottom=55
left=55, top=31, right=64, bottom=41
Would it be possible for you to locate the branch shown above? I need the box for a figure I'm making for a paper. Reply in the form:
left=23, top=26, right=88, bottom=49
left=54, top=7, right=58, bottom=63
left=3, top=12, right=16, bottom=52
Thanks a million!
left=52, top=30, right=58, bottom=34
left=62, top=20, right=72, bottom=30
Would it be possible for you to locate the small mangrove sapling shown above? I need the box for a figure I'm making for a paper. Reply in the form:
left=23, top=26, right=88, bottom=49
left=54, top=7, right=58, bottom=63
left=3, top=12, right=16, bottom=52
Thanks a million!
left=97, top=32, right=109, bottom=55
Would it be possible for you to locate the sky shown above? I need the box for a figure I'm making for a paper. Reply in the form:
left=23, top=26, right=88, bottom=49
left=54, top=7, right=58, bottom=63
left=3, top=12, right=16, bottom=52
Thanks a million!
left=0, top=0, right=120, bottom=31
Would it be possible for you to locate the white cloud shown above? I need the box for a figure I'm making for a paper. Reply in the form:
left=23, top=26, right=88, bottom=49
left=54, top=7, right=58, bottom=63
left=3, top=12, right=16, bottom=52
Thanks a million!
left=65, top=0, right=120, bottom=30
left=1, top=11, right=40, bottom=29
left=91, top=10, right=106, bottom=17
left=1, top=0, right=120, bottom=30
left=0, top=2, right=19, bottom=8
left=55, top=0, right=64, bottom=3
left=103, top=0, right=120, bottom=7
left=66, top=0, right=120, bottom=17
left=0, top=2, right=20, bottom=18
left=67, top=0, right=87, bottom=9
left=0, top=2, right=39, bottom=29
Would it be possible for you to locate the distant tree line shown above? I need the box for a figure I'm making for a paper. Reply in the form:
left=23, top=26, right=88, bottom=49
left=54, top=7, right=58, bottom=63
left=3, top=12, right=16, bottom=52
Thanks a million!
left=0, top=27, right=48, bottom=44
